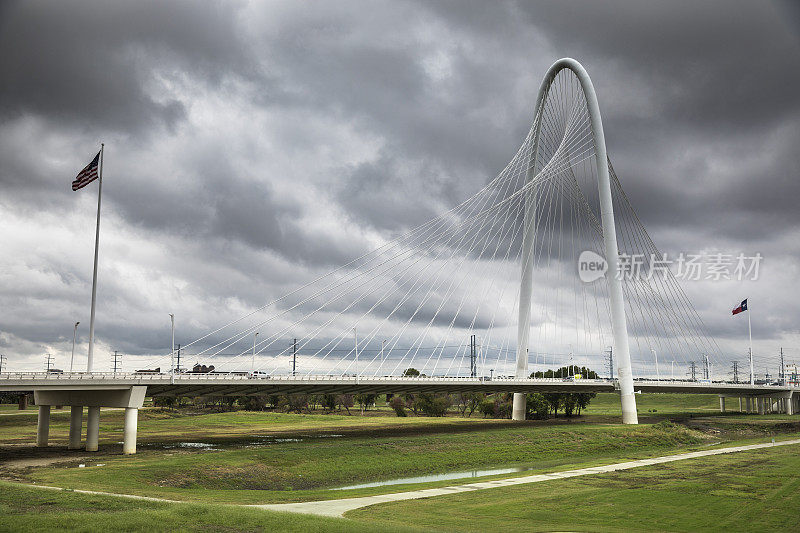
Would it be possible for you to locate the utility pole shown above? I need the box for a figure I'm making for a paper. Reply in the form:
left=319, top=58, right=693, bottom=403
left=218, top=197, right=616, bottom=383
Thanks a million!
left=780, top=347, right=785, bottom=386
left=689, top=361, right=697, bottom=381
left=470, top=334, right=477, bottom=378
left=70, top=321, right=80, bottom=372
left=0, top=354, right=6, bottom=374
left=732, top=361, right=739, bottom=384
left=45, top=353, right=54, bottom=372
left=176, top=344, right=181, bottom=373
left=292, top=338, right=297, bottom=376
left=169, top=313, right=175, bottom=384
left=353, top=328, right=358, bottom=376
left=251, top=333, right=258, bottom=374
left=112, top=350, right=121, bottom=374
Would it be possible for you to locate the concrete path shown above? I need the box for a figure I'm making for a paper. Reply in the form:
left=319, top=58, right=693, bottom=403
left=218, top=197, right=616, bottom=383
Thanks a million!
left=254, top=438, right=800, bottom=517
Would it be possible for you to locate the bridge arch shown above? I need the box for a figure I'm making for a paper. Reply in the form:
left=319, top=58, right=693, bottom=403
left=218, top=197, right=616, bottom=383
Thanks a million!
left=512, top=58, right=638, bottom=424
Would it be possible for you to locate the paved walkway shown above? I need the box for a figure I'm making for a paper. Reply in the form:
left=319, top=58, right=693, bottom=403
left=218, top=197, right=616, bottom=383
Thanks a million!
left=254, top=438, right=800, bottom=517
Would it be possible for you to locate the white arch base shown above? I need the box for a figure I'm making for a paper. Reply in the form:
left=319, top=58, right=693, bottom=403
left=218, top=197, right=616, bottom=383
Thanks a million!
left=511, top=58, right=638, bottom=424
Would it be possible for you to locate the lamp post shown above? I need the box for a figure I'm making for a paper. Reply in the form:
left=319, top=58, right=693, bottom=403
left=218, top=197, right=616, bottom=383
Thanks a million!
left=651, top=348, right=660, bottom=381
left=70, top=321, right=80, bottom=373
left=169, top=314, right=175, bottom=383
left=251, top=332, right=259, bottom=374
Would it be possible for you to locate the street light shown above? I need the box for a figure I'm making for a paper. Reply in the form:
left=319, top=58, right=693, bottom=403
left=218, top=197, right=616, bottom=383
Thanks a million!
left=251, top=331, right=259, bottom=374
left=651, top=348, right=660, bottom=381
left=169, top=314, right=175, bottom=383
left=70, top=321, right=80, bottom=373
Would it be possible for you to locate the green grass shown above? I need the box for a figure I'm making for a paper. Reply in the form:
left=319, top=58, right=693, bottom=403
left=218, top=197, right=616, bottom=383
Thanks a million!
left=584, top=392, right=721, bottom=416
left=348, top=443, right=800, bottom=532
left=0, top=481, right=420, bottom=533
left=16, top=421, right=714, bottom=504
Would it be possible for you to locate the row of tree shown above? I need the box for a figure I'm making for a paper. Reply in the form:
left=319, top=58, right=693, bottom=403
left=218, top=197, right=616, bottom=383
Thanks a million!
left=151, top=367, right=598, bottom=418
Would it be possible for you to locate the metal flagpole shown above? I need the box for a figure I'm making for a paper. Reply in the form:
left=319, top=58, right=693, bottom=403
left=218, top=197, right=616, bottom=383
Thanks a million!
left=86, top=143, right=104, bottom=373
left=748, top=309, right=754, bottom=385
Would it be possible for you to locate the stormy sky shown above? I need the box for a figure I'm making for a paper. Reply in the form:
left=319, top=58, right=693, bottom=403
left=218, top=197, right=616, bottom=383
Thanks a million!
left=1, top=0, right=798, bottom=376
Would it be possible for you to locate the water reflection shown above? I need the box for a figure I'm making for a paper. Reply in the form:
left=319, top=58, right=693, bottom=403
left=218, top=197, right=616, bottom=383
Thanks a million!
left=332, top=467, right=530, bottom=490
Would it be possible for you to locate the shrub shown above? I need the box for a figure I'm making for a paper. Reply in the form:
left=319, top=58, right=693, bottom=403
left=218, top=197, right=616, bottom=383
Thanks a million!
left=389, top=395, right=407, bottom=417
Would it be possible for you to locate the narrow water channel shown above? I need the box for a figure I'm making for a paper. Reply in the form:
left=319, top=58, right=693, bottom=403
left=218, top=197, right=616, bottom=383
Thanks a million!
left=332, top=466, right=531, bottom=490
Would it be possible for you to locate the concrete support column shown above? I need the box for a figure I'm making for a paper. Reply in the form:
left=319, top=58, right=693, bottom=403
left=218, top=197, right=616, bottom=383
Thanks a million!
left=86, top=406, right=100, bottom=451
left=68, top=406, right=83, bottom=450
left=739, top=397, right=743, bottom=412
left=758, top=397, right=765, bottom=415
left=512, top=393, right=526, bottom=421
left=122, top=407, right=138, bottom=455
left=790, top=395, right=795, bottom=416
left=19, top=394, right=28, bottom=410
left=719, top=396, right=726, bottom=413
left=745, top=397, right=751, bottom=413
left=36, top=405, right=50, bottom=447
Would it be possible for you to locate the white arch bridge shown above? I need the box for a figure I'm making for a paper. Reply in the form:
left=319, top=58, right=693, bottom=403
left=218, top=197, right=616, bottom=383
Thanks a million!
left=5, top=59, right=789, bottom=454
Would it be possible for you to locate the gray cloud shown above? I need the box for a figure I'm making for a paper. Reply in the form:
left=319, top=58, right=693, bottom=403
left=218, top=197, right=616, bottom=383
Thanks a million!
left=0, top=0, right=798, bottom=376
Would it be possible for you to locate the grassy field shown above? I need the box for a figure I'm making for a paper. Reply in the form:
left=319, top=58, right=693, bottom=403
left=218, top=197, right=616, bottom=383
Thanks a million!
left=1, top=393, right=799, bottom=531
left=349, top=443, right=800, bottom=532
left=0, top=481, right=421, bottom=533
left=5, top=420, right=721, bottom=504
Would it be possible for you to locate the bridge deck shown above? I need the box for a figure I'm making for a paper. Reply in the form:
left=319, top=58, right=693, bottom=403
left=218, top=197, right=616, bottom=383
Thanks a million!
left=0, top=373, right=793, bottom=397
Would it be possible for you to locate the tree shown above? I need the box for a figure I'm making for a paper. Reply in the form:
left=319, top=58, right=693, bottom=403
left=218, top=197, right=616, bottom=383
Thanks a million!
left=354, top=393, right=376, bottom=414
left=321, top=394, right=337, bottom=412
left=575, top=392, right=596, bottom=415
left=543, top=393, right=562, bottom=416
left=525, top=393, right=550, bottom=419
left=336, top=394, right=354, bottom=414
left=389, top=396, right=407, bottom=416
left=403, top=368, right=421, bottom=377
left=455, top=393, right=483, bottom=417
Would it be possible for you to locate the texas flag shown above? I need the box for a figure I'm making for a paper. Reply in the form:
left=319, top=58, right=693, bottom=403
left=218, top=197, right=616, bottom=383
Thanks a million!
left=732, top=299, right=748, bottom=316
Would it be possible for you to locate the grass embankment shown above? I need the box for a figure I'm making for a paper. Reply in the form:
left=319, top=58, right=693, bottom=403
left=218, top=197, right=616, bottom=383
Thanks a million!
left=9, top=422, right=709, bottom=504
left=0, top=481, right=420, bottom=533
left=350, top=444, right=800, bottom=532
left=2, top=393, right=798, bottom=506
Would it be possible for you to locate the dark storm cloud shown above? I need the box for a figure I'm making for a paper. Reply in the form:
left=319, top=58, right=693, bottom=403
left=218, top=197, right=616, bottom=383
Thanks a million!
left=0, top=0, right=798, bottom=371
left=0, top=0, right=253, bottom=134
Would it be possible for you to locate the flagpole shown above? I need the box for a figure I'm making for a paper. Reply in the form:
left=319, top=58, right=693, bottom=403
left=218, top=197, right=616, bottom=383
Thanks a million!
left=86, top=143, right=104, bottom=373
left=748, top=308, right=753, bottom=385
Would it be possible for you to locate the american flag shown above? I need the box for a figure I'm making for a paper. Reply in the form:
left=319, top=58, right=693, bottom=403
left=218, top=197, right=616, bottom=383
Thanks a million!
left=71, top=151, right=100, bottom=191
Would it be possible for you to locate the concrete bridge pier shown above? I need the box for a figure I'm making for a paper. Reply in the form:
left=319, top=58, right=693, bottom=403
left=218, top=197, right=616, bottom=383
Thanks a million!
left=36, top=405, right=50, bottom=447
left=738, top=397, right=743, bottom=412
left=719, top=396, right=726, bottom=413
left=68, top=406, right=83, bottom=449
left=33, top=386, right=146, bottom=453
left=123, top=407, right=138, bottom=454
left=86, top=406, right=100, bottom=451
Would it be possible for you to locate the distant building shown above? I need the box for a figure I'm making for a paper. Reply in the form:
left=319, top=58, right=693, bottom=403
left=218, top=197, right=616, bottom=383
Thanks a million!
left=785, top=364, right=799, bottom=386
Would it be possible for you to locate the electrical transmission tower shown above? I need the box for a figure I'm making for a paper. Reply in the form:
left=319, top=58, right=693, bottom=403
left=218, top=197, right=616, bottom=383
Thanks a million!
left=780, top=347, right=785, bottom=385
left=112, top=350, right=121, bottom=373
left=689, top=361, right=697, bottom=381
left=731, top=361, right=739, bottom=384
left=702, top=354, right=710, bottom=380
left=175, top=344, right=182, bottom=373
left=469, top=334, right=477, bottom=378
left=44, top=353, right=55, bottom=372
left=292, top=338, right=297, bottom=376
left=606, top=346, right=614, bottom=380
left=0, top=354, right=6, bottom=374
